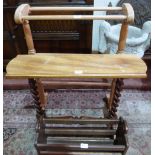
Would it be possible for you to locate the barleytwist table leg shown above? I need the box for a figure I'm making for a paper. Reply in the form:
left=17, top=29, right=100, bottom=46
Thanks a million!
left=28, top=78, right=47, bottom=120
left=104, top=78, right=124, bottom=118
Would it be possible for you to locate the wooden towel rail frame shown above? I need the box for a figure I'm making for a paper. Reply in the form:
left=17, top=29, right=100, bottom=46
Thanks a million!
left=6, top=3, right=146, bottom=154
left=14, top=3, right=134, bottom=54
left=11, top=3, right=137, bottom=119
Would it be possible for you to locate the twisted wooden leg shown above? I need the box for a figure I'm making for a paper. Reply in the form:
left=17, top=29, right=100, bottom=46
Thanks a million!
left=28, top=78, right=48, bottom=120
left=104, top=78, right=124, bottom=118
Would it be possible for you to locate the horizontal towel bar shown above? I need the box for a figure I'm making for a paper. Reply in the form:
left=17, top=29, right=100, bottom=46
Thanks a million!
left=14, top=3, right=134, bottom=24
left=22, top=15, right=127, bottom=21
left=29, top=6, right=123, bottom=11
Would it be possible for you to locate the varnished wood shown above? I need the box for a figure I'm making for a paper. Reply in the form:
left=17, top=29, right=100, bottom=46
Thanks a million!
left=37, top=144, right=126, bottom=152
left=37, top=143, right=126, bottom=151
left=122, top=3, right=134, bottom=23
left=35, top=79, right=48, bottom=110
left=6, top=3, right=142, bottom=154
left=28, top=79, right=45, bottom=119
left=22, top=12, right=46, bottom=119
left=14, top=4, right=30, bottom=24
left=117, top=3, right=134, bottom=53
left=104, top=79, right=124, bottom=118
left=43, top=80, right=111, bottom=87
left=47, top=137, right=114, bottom=143
left=117, top=0, right=150, bottom=28
left=114, top=117, right=129, bottom=155
left=4, top=1, right=94, bottom=69
left=43, top=117, right=119, bottom=124
left=14, top=3, right=134, bottom=24
left=30, top=6, right=123, bottom=11
left=117, top=22, right=129, bottom=53
left=6, top=53, right=147, bottom=78
left=36, top=117, right=128, bottom=154
left=108, top=79, right=124, bottom=118
left=108, top=79, right=117, bottom=110
left=3, top=76, right=151, bottom=90
left=22, top=20, right=36, bottom=54
left=45, top=128, right=116, bottom=136
left=22, top=15, right=127, bottom=21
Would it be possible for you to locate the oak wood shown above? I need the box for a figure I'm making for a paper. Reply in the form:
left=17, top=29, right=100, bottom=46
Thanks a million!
left=3, top=76, right=151, bottom=90
left=37, top=143, right=126, bottom=152
left=47, top=137, right=114, bottom=143
left=108, top=79, right=124, bottom=118
left=36, top=116, right=128, bottom=154
left=38, top=151, right=118, bottom=155
left=28, top=79, right=45, bottom=118
left=109, top=79, right=117, bottom=110
left=6, top=53, right=147, bottom=78
left=45, top=128, right=116, bottom=136
left=43, top=117, right=119, bottom=124
left=43, top=80, right=111, bottom=87
left=35, top=79, right=48, bottom=110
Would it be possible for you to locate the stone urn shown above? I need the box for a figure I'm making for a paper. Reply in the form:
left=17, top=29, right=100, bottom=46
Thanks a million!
left=98, top=20, right=151, bottom=57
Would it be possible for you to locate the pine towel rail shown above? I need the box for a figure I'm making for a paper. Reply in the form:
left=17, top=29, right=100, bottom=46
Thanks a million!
left=22, top=15, right=127, bottom=21
left=29, top=6, right=123, bottom=11
left=14, top=3, right=134, bottom=53
left=14, top=3, right=134, bottom=23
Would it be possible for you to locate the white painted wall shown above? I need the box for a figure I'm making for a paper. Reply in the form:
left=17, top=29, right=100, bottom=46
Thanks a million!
left=92, top=0, right=119, bottom=52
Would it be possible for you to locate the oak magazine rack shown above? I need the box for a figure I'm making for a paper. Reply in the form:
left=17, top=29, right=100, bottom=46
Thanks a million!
left=6, top=3, right=147, bottom=155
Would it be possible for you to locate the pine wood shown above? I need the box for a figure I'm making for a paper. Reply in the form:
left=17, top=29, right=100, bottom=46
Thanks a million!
left=30, top=6, right=123, bottom=11
left=14, top=4, right=30, bottom=24
left=6, top=3, right=137, bottom=155
left=6, top=53, right=147, bottom=79
left=4, top=1, right=94, bottom=70
left=122, top=3, right=134, bottom=23
left=22, top=20, right=36, bottom=54
left=14, top=3, right=134, bottom=24
left=117, top=22, right=128, bottom=53
left=22, top=15, right=127, bottom=21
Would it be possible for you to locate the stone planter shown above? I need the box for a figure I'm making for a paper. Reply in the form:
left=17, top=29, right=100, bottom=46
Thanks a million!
left=98, top=20, right=151, bottom=58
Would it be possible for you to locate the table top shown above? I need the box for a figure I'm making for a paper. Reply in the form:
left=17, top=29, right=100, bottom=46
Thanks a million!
left=6, top=53, right=147, bottom=79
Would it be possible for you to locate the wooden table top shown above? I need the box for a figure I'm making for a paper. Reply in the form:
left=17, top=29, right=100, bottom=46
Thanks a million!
left=6, top=53, right=147, bottom=79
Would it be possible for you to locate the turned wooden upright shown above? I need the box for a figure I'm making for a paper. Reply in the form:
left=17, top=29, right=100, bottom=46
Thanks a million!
left=6, top=3, right=146, bottom=120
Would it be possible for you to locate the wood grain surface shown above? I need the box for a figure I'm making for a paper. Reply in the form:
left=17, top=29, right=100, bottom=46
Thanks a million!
left=6, top=53, right=147, bottom=78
